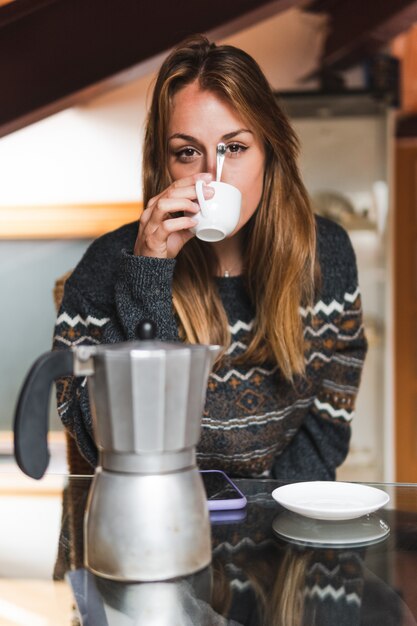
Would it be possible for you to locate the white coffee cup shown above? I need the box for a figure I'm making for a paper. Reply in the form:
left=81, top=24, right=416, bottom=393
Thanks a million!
left=190, top=180, right=242, bottom=242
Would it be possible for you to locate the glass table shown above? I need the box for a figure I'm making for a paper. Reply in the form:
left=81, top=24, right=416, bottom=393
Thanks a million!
left=1, top=474, right=417, bottom=625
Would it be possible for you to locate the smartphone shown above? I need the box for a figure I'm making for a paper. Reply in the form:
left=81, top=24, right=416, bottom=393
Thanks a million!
left=200, top=469, right=247, bottom=511
left=209, top=508, right=247, bottom=524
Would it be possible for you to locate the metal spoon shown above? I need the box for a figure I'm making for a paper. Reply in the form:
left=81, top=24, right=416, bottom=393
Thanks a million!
left=216, top=142, right=226, bottom=182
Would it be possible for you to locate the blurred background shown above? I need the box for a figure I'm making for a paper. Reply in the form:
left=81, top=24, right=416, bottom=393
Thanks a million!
left=1, top=0, right=417, bottom=484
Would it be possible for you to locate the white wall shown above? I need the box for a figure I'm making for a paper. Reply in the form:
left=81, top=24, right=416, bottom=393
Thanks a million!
left=0, top=77, right=149, bottom=205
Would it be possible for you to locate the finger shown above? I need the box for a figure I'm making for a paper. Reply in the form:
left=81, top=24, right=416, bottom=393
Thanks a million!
left=147, top=191, right=197, bottom=211
left=147, top=173, right=213, bottom=209
left=167, top=183, right=215, bottom=202
left=150, top=198, right=200, bottom=220
left=170, top=172, right=213, bottom=190
left=159, top=215, right=198, bottom=236
left=139, top=206, right=152, bottom=227
left=164, top=184, right=202, bottom=200
left=139, top=201, right=197, bottom=241
left=140, top=216, right=196, bottom=253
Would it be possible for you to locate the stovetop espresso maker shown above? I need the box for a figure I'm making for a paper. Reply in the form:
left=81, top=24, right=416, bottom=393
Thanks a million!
left=14, top=321, right=220, bottom=582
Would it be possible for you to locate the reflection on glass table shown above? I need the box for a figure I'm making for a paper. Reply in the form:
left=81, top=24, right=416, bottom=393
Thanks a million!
left=272, top=509, right=390, bottom=548
left=1, top=476, right=417, bottom=625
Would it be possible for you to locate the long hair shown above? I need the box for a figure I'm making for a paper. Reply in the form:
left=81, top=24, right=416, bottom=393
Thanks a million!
left=142, top=35, right=317, bottom=379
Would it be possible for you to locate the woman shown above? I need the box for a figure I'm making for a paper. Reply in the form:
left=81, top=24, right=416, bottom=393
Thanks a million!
left=54, top=34, right=367, bottom=479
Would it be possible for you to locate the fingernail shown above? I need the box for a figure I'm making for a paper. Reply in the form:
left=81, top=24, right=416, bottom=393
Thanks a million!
left=201, top=173, right=213, bottom=182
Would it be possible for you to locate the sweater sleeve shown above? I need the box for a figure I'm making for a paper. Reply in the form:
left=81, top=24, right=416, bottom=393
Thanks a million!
left=272, top=221, right=367, bottom=480
left=53, top=250, right=178, bottom=466
left=113, top=251, right=179, bottom=341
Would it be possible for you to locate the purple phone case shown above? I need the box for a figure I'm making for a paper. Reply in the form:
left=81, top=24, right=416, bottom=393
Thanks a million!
left=200, top=469, right=247, bottom=511
left=209, top=508, right=247, bottom=524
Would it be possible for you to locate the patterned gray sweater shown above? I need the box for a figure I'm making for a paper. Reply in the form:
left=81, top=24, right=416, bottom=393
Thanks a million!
left=53, top=216, right=367, bottom=479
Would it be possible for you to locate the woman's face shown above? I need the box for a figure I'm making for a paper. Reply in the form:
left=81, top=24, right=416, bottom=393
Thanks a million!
left=167, top=81, right=265, bottom=235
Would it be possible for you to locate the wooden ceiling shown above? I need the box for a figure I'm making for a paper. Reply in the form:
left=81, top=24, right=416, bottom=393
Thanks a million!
left=1, top=0, right=417, bottom=138
left=305, top=0, right=417, bottom=72
left=0, top=0, right=305, bottom=138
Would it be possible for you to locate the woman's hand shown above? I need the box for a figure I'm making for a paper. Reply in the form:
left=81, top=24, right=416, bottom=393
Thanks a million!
left=134, top=173, right=214, bottom=258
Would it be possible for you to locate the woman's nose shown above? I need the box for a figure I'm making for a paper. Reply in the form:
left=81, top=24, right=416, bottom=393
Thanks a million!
left=203, top=155, right=217, bottom=180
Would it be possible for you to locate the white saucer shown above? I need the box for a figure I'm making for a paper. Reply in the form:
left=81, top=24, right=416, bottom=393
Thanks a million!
left=272, top=481, right=390, bottom=521
left=272, top=510, right=390, bottom=548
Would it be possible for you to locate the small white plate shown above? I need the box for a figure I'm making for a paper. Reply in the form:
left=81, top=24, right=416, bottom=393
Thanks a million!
left=272, top=511, right=390, bottom=548
left=272, top=481, right=390, bottom=521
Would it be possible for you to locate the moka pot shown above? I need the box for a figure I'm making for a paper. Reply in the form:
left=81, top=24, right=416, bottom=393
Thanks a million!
left=13, top=322, right=220, bottom=582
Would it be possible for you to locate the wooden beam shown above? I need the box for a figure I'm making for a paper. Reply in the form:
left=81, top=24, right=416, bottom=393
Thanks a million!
left=306, top=0, right=417, bottom=71
left=392, top=24, right=417, bottom=114
left=0, top=202, right=142, bottom=239
left=0, top=0, right=301, bottom=138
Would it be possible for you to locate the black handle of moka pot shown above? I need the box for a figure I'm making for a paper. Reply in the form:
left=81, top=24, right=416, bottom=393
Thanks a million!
left=14, top=350, right=74, bottom=479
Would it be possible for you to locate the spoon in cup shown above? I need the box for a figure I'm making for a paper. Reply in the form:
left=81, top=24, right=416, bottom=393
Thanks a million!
left=216, top=142, right=226, bottom=182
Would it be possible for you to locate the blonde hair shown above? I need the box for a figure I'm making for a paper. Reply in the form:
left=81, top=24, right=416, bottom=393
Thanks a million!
left=143, top=35, right=317, bottom=379
left=270, top=550, right=309, bottom=626
left=211, top=546, right=309, bottom=625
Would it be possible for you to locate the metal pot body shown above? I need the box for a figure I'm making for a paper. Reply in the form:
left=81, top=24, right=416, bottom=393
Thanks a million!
left=84, top=466, right=211, bottom=581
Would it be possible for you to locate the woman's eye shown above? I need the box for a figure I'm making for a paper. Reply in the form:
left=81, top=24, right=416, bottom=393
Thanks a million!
left=175, top=147, right=200, bottom=162
left=226, top=143, right=247, bottom=156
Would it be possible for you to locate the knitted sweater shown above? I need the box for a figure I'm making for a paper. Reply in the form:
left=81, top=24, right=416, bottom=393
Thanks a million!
left=53, top=215, right=367, bottom=480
